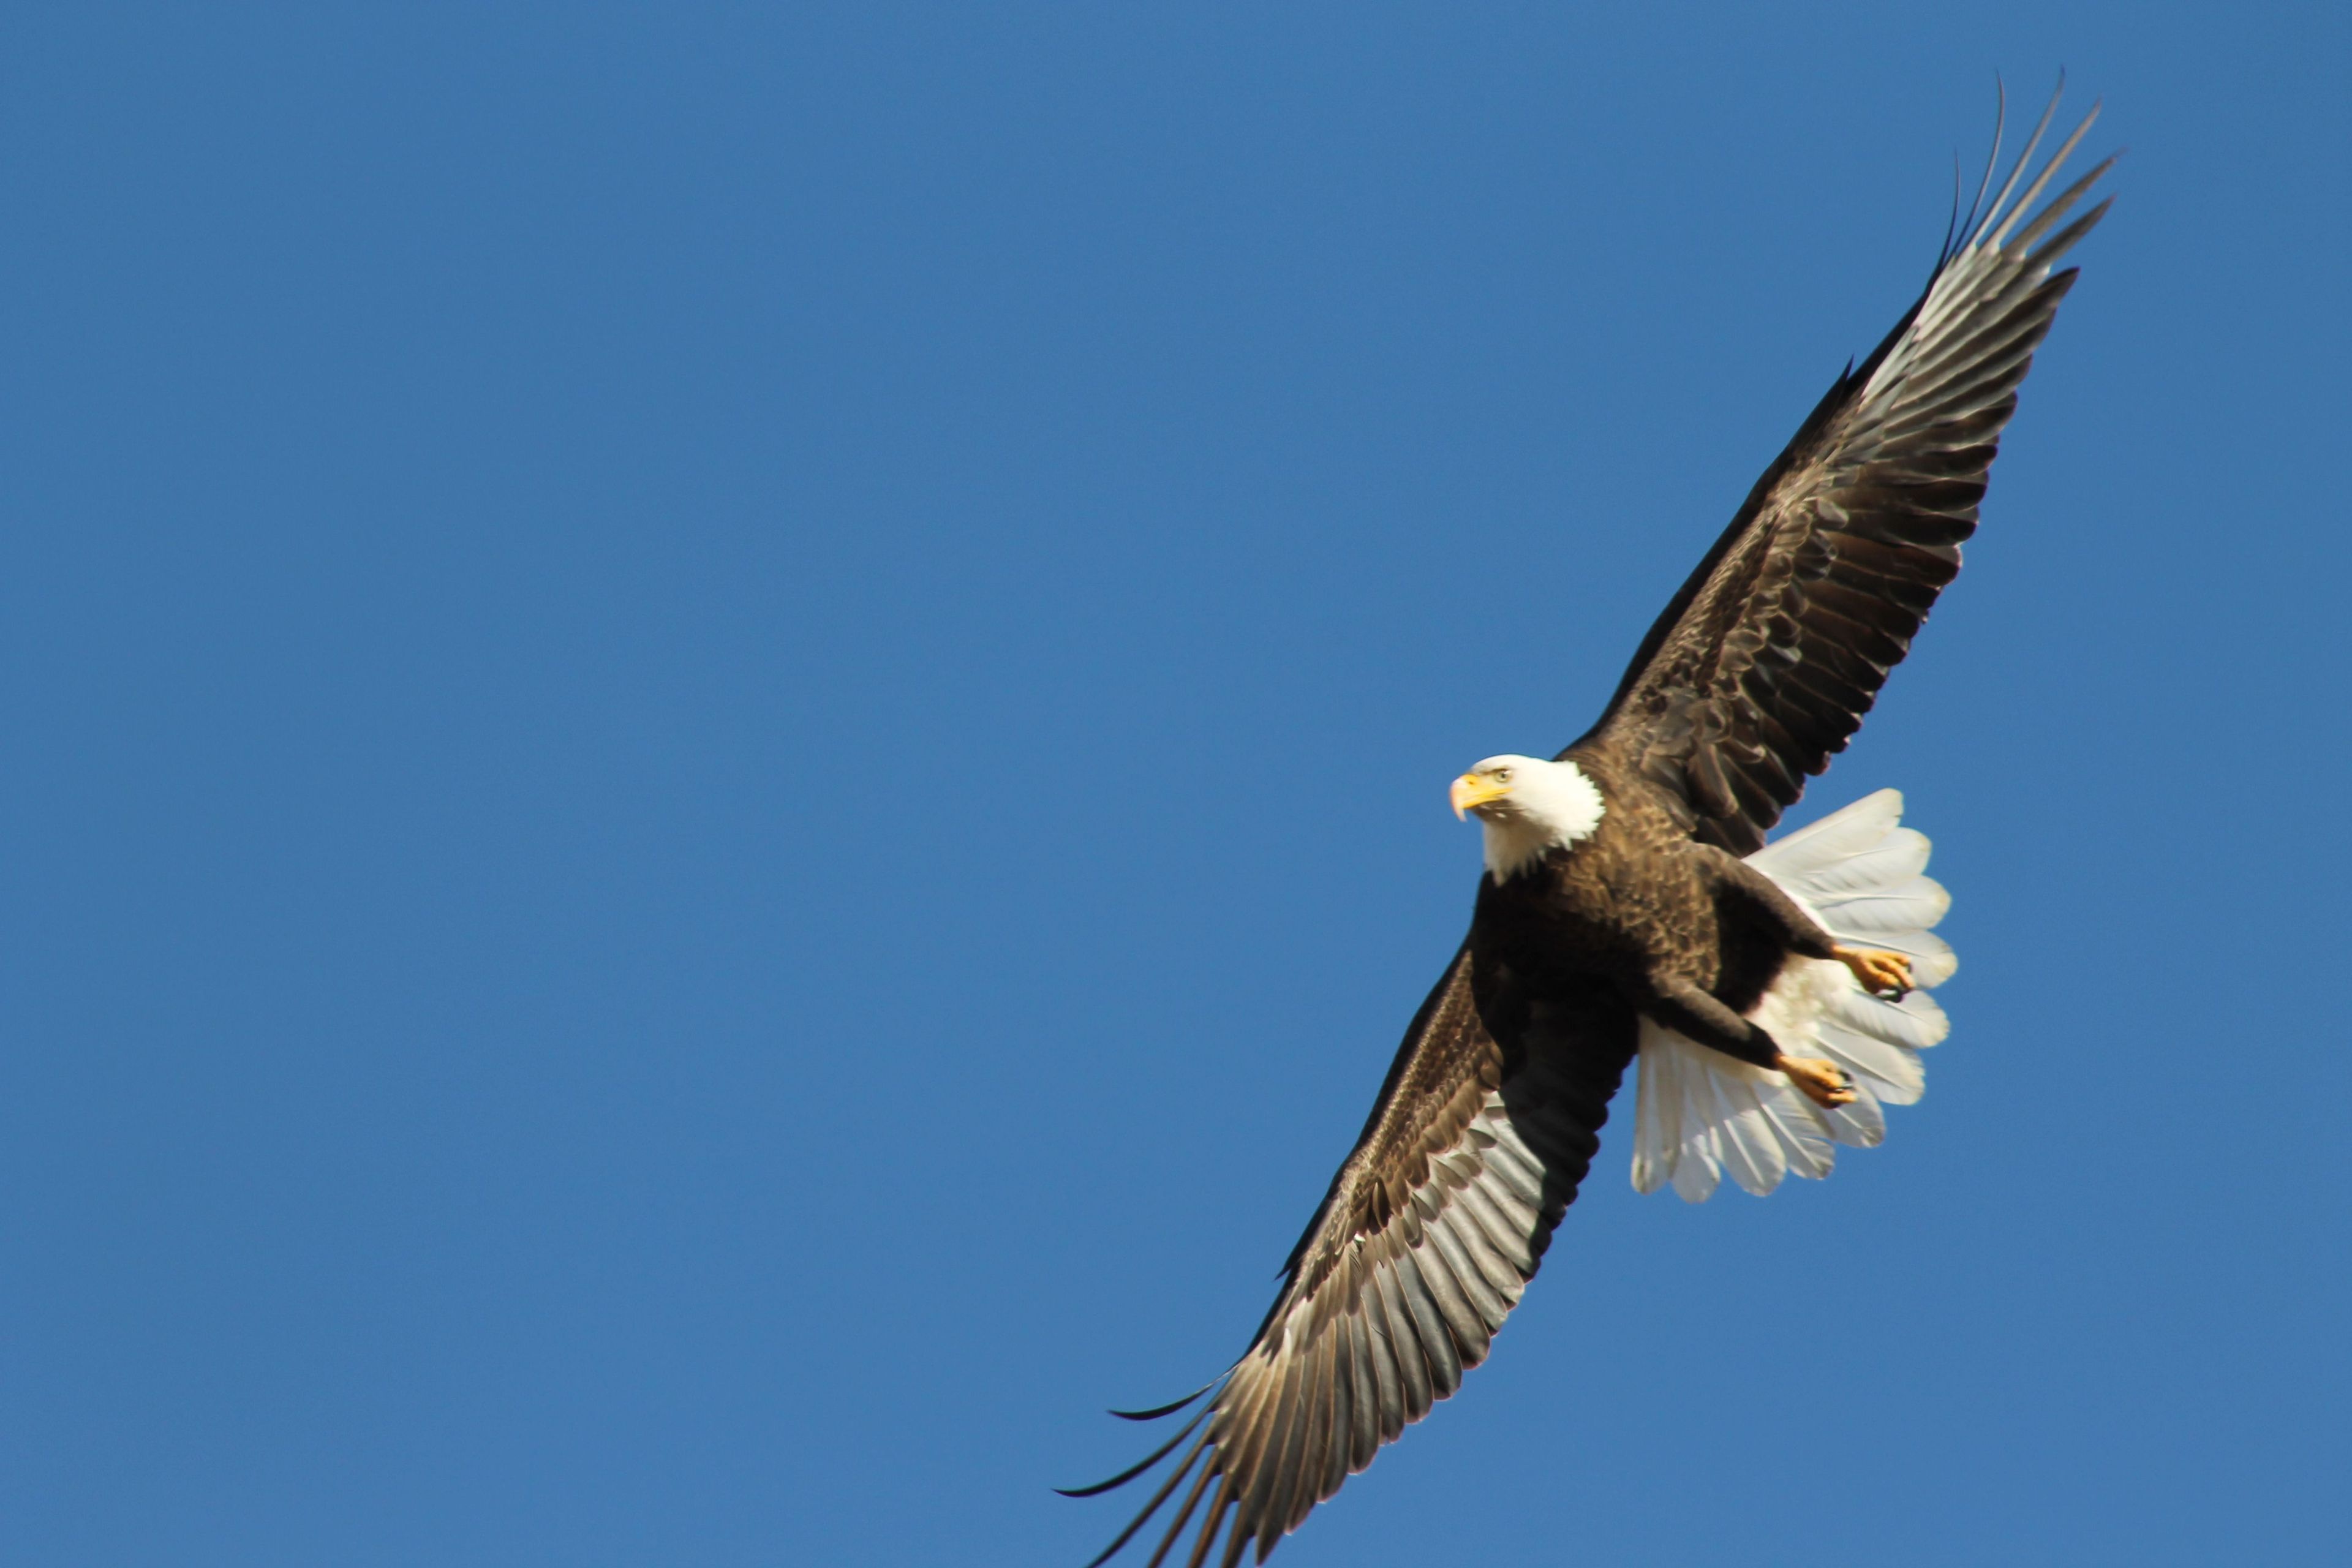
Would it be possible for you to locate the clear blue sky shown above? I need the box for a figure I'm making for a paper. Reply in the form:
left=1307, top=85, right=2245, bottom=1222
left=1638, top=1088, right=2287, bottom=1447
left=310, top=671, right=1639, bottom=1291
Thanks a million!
left=5, top=4, right=2346, bottom=1565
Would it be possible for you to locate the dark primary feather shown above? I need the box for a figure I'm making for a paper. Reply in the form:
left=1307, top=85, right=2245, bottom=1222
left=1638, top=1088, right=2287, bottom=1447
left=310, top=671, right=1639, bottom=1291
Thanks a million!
left=1074, top=89, right=2109, bottom=1566
left=1578, top=92, right=2113, bottom=853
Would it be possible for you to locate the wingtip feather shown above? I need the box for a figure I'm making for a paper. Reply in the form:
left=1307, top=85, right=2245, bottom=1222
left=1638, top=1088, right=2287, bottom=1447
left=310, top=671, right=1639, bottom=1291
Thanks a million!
left=1112, top=1382, right=1219, bottom=1422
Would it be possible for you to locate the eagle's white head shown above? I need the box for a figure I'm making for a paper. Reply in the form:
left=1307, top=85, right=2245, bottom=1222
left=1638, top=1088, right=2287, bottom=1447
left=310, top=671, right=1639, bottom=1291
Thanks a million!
left=1449, top=754, right=1606, bottom=881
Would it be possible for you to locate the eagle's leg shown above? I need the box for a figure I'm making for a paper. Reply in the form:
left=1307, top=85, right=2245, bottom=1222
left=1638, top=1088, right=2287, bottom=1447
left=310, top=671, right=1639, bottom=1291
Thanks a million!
left=1833, top=945, right=1913, bottom=1000
left=1642, top=977, right=1860, bottom=1110
left=1643, top=978, right=1782, bottom=1068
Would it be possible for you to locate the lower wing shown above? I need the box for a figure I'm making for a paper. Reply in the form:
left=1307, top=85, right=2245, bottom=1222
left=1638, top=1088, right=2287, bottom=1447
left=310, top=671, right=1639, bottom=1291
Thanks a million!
left=1068, top=949, right=1635, bottom=1566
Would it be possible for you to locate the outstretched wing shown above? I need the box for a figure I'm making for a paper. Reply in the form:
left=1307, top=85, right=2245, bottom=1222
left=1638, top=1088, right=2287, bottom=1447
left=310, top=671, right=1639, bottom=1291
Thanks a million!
left=1067, top=951, right=1634, bottom=1567
left=1578, top=90, right=2114, bottom=853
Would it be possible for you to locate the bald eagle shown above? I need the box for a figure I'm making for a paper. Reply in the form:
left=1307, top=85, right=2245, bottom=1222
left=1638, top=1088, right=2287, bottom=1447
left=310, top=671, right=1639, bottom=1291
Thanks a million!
left=1069, top=91, right=2111, bottom=1567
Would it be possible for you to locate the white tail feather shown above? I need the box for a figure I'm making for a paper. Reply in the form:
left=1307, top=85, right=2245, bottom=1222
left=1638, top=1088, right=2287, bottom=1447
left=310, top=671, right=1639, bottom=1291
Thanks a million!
left=1632, top=790, right=1955, bottom=1200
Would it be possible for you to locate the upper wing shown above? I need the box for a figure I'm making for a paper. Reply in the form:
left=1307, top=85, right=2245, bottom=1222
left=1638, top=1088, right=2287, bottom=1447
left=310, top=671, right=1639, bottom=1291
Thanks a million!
left=1577, top=90, right=2114, bottom=853
left=1068, top=951, right=1634, bottom=1567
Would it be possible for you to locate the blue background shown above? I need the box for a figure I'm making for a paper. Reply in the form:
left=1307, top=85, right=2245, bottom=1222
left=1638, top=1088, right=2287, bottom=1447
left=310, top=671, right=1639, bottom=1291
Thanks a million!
left=6, top=4, right=2346, bottom=1564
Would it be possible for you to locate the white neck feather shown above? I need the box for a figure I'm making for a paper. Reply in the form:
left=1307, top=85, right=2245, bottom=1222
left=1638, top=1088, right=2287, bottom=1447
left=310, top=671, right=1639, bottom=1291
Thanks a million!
left=1479, top=757, right=1606, bottom=881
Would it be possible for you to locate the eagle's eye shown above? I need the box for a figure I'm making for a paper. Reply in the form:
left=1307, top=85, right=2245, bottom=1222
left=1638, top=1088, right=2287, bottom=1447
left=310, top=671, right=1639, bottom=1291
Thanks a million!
left=1493, top=767, right=1513, bottom=782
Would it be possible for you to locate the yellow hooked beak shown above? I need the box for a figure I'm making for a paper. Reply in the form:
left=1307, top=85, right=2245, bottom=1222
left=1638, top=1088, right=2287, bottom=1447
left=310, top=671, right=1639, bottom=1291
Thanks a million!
left=1450, top=773, right=1513, bottom=820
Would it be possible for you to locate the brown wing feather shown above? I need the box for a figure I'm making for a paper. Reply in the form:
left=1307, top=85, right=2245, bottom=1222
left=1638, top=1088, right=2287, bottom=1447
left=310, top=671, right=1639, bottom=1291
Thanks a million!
left=1578, top=97, right=2114, bottom=853
left=1071, top=951, right=1634, bottom=1567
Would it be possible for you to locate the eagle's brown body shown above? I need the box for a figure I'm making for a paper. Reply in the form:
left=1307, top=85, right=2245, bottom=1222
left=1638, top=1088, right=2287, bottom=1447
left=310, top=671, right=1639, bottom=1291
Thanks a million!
left=1474, top=745, right=1839, bottom=1061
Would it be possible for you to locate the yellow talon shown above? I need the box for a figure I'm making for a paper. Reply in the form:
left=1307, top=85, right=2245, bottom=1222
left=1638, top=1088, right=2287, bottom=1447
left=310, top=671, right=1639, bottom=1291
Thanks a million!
left=1782, top=1056, right=1857, bottom=1108
left=1833, top=944, right=1913, bottom=999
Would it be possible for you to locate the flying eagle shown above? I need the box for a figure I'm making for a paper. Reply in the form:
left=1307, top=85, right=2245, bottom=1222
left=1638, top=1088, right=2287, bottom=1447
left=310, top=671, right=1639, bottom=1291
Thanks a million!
left=1069, top=91, right=2111, bottom=1567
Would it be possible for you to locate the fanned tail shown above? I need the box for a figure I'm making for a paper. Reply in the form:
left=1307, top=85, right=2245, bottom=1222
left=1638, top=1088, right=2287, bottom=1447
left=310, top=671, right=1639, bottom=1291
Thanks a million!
left=1632, top=789, right=1955, bottom=1201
